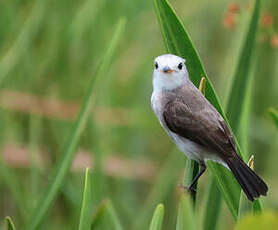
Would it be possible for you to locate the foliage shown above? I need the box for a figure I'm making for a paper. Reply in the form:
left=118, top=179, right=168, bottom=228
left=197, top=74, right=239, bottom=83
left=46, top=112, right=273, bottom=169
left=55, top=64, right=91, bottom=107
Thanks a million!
left=0, top=0, right=276, bottom=229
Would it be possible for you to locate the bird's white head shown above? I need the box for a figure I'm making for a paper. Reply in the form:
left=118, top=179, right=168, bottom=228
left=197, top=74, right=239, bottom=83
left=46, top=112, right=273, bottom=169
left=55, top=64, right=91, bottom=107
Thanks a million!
left=152, top=54, right=189, bottom=92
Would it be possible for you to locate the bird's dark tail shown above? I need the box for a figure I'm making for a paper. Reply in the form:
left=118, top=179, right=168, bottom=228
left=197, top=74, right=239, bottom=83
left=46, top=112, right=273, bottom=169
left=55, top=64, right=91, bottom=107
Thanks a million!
left=226, top=157, right=268, bottom=202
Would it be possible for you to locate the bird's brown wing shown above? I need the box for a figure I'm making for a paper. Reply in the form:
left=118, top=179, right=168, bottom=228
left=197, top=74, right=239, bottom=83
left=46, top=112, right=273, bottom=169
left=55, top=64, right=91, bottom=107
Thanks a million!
left=163, top=98, right=237, bottom=159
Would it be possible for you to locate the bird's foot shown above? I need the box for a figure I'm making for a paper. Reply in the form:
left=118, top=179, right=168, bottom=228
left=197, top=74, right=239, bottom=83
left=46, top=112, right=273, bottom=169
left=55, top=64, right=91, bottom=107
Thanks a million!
left=177, top=184, right=196, bottom=195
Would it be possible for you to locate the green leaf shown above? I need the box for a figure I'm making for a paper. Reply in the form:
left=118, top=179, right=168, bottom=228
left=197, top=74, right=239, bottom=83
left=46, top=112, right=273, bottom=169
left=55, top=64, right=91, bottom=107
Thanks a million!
left=226, top=0, right=261, bottom=135
left=23, top=18, right=126, bottom=230
left=207, top=162, right=240, bottom=219
left=223, top=0, right=262, bottom=219
left=253, top=200, right=262, bottom=214
left=176, top=194, right=196, bottom=230
left=6, top=217, right=16, bottom=230
left=202, top=179, right=222, bottom=230
left=134, top=150, right=184, bottom=230
left=149, top=204, right=164, bottom=230
left=154, top=0, right=242, bottom=219
left=105, top=200, right=124, bottom=230
left=78, top=168, right=93, bottom=230
left=91, top=200, right=109, bottom=229
left=89, top=199, right=123, bottom=230
left=269, top=108, right=278, bottom=129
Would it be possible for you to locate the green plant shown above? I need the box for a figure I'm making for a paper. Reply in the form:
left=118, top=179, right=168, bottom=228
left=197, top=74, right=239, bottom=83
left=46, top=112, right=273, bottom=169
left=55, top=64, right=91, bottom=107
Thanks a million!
left=23, top=18, right=126, bottom=230
left=5, top=217, right=16, bottom=230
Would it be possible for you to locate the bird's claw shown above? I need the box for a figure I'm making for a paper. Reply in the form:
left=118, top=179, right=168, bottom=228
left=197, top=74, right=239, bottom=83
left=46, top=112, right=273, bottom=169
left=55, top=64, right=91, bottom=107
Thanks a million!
left=177, top=184, right=196, bottom=195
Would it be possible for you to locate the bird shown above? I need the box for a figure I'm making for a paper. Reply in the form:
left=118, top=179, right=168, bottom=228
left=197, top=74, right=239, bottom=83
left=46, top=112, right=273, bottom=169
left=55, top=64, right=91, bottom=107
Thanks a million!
left=151, top=54, right=268, bottom=202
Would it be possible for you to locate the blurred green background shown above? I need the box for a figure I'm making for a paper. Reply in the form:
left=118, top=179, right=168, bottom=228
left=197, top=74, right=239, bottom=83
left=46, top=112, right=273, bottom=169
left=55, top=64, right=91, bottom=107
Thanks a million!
left=0, top=0, right=277, bottom=229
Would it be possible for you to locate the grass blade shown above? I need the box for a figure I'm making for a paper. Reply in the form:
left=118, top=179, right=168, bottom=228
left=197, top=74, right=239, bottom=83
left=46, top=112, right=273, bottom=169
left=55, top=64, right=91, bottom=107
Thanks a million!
left=6, top=217, right=16, bottom=230
left=149, top=204, right=164, bottom=230
left=105, top=200, right=124, bottom=230
left=253, top=200, right=262, bottom=214
left=78, top=168, right=93, bottom=230
left=134, top=150, right=184, bottom=230
left=226, top=0, right=261, bottom=135
left=202, top=179, right=222, bottom=230
left=91, top=200, right=109, bottom=229
left=24, top=18, right=126, bottom=230
left=208, top=0, right=261, bottom=221
left=89, top=199, right=123, bottom=230
left=176, top=194, right=196, bottom=230
left=269, top=108, right=278, bottom=129
left=154, top=0, right=242, bottom=219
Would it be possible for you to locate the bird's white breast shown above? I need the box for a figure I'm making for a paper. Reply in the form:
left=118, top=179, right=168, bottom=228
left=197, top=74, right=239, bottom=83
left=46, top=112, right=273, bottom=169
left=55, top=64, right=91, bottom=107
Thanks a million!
left=151, top=91, right=201, bottom=160
left=151, top=90, right=228, bottom=168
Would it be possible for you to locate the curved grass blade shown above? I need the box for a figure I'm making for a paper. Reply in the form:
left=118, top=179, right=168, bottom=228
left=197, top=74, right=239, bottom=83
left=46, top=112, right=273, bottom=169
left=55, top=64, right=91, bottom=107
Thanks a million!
left=269, top=108, right=278, bottom=129
left=154, top=0, right=241, bottom=219
left=176, top=194, right=196, bottom=230
left=78, top=168, right=93, bottom=230
left=149, top=204, right=164, bottom=230
left=6, top=217, right=16, bottom=230
left=24, top=18, right=126, bottom=230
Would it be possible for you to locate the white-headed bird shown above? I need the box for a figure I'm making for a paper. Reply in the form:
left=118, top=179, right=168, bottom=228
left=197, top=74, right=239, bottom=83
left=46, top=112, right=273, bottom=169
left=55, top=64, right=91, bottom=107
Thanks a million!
left=151, top=54, right=268, bottom=201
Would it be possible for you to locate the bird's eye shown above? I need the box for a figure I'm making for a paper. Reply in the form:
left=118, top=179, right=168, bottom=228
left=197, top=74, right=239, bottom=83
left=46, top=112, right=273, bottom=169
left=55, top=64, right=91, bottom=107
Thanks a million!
left=155, top=62, right=158, bottom=69
left=178, top=62, right=183, bottom=70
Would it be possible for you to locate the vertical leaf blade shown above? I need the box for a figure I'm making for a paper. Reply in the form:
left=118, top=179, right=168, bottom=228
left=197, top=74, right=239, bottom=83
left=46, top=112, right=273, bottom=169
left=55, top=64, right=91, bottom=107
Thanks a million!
left=211, top=0, right=262, bottom=220
left=149, top=204, right=164, bottom=230
left=176, top=194, right=196, bottom=230
left=226, top=0, right=261, bottom=134
left=78, top=168, right=93, bottom=230
left=269, top=108, right=278, bottom=129
left=202, top=179, right=222, bottom=230
left=6, top=217, right=16, bottom=230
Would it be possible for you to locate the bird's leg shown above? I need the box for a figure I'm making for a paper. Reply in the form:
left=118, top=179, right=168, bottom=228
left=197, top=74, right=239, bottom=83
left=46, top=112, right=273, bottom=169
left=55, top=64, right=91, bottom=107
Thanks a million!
left=188, top=161, right=206, bottom=192
left=178, top=161, right=206, bottom=194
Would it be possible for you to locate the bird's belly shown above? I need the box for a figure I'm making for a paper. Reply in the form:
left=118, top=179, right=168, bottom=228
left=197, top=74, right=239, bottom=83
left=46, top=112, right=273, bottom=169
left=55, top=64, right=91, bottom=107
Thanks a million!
left=168, top=131, right=228, bottom=168
left=168, top=131, right=204, bottom=160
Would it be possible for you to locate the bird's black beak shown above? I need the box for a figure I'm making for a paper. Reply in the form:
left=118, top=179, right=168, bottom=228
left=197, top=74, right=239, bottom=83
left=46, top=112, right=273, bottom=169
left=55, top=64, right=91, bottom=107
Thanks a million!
left=162, top=66, right=173, bottom=73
